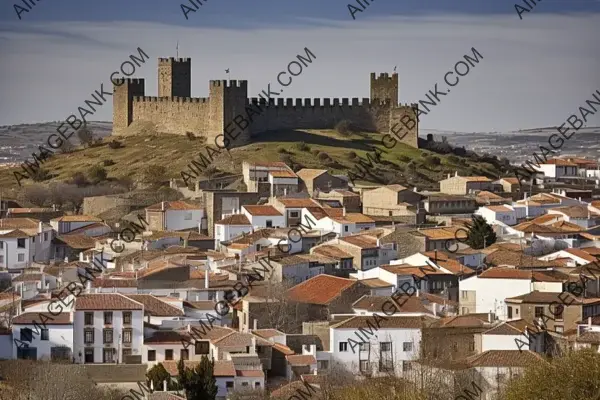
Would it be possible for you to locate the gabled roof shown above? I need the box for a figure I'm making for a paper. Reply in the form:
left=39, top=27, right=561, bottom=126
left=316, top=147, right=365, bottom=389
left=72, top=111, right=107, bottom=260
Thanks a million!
left=75, top=293, right=144, bottom=310
left=505, top=290, right=583, bottom=305
left=352, top=295, right=430, bottom=314
left=242, top=205, right=283, bottom=216
left=484, top=250, right=562, bottom=268
left=0, top=229, right=31, bottom=238
left=344, top=213, right=374, bottom=223
left=549, top=205, right=596, bottom=219
left=466, top=350, right=546, bottom=368
left=384, top=184, right=408, bottom=192
left=286, top=275, right=358, bottom=305
left=276, top=198, right=320, bottom=208
left=296, top=169, right=328, bottom=182
left=270, top=170, right=298, bottom=178
left=124, top=294, right=183, bottom=316
left=286, top=355, right=316, bottom=366
left=543, top=158, right=577, bottom=166
left=12, top=312, right=72, bottom=325
left=339, top=234, right=378, bottom=249
left=312, top=245, right=353, bottom=260
left=484, top=319, right=529, bottom=335
left=216, top=214, right=251, bottom=225
left=146, top=201, right=202, bottom=211
left=331, top=315, right=437, bottom=329
left=51, top=215, right=103, bottom=222
left=54, top=234, right=97, bottom=249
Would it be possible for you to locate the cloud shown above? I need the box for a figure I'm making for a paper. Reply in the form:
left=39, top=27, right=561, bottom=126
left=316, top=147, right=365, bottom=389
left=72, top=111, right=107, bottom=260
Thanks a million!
left=0, top=12, right=598, bottom=131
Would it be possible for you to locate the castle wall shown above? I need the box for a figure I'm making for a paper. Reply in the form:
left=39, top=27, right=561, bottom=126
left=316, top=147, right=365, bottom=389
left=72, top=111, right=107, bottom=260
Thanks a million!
left=131, top=96, right=211, bottom=135
left=389, top=105, right=419, bottom=148
left=113, top=78, right=145, bottom=135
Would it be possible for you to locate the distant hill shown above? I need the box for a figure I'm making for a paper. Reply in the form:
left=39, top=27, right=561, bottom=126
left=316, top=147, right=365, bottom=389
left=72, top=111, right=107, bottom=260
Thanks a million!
left=0, top=126, right=512, bottom=191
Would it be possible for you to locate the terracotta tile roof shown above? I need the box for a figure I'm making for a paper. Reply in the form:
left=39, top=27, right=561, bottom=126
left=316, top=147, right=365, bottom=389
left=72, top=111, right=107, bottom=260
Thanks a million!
left=270, top=381, right=319, bottom=398
left=7, top=208, right=54, bottom=214
left=91, top=278, right=138, bottom=288
left=576, top=331, right=600, bottom=343
left=286, top=355, right=316, bottom=366
left=544, top=158, right=577, bottom=166
left=286, top=275, right=358, bottom=305
left=437, top=314, right=491, bottom=328
left=360, top=278, right=394, bottom=288
left=247, top=161, right=291, bottom=169
left=12, top=312, right=72, bottom=325
left=563, top=248, right=597, bottom=262
left=330, top=189, right=360, bottom=197
left=581, top=247, right=600, bottom=256
left=215, top=214, right=251, bottom=225
left=484, top=250, right=562, bottom=268
left=549, top=220, right=583, bottom=232
left=0, top=229, right=31, bottom=238
left=332, top=315, right=437, bottom=329
left=434, top=258, right=473, bottom=277
left=382, top=184, right=407, bottom=192
left=476, top=191, right=506, bottom=201
left=344, top=213, right=374, bottom=223
left=145, top=231, right=211, bottom=241
left=12, top=273, right=43, bottom=282
left=484, top=319, right=529, bottom=335
left=412, top=226, right=467, bottom=241
left=381, top=264, right=448, bottom=278
left=75, top=293, right=144, bottom=310
left=272, top=342, right=295, bottom=355
left=549, top=205, right=595, bottom=219
left=499, top=177, right=519, bottom=184
left=252, top=329, right=284, bottom=340
left=505, top=290, right=581, bottom=304
left=144, top=330, right=187, bottom=344
left=270, top=170, right=298, bottom=178
left=353, top=295, right=430, bottom=314
left=296, top=168, right=328, bottom=182
left=55, top=234, right=97, bottom=249
left=213, top=331, right=272, bottom=347
left=312, top=245, right=353, bottom=259
left=466, top=350, right=546, bottom=368
left=242, top=205, right=283, bottom=216
left=146, top=201, right=202, bottom=211
left=484, top=205, right=513, bottom=212
left=462, top=176, right=492, bottom=182
left=304, top=207, right=328, bottom=220
left=236, top=369, right=265, bottom=377
left=124, top=295, right=183, bottom=316
left=276, top=198, right=320, bottom=208
left=339, top=234, right=378, bottom=249
left=530, top=214, right=563, bottom=225
left=52, top=215, right=103, bottom=222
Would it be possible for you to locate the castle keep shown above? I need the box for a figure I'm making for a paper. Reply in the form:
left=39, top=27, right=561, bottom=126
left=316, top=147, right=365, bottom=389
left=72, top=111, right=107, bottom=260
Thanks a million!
left=112, top=57, right=419, bottom=148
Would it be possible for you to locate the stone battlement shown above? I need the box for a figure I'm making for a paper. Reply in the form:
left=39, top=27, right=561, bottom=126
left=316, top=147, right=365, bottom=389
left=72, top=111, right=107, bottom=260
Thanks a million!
left=133, top=96, right=210, bottom=103
left=246, top=97, right=415, bottom=108
left=113, top=78, right=145, bottom=85
left=158, top=57, right=191, bottom=63
left=209, top=80, right=248, bottom=88
left=371, top=72, right=397, bottom=80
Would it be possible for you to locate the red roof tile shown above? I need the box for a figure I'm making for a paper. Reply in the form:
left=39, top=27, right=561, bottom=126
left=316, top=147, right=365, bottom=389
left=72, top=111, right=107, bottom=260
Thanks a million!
left=286, top=275, right=358, bottom=305
left=75, top=293, right=143, bottom=310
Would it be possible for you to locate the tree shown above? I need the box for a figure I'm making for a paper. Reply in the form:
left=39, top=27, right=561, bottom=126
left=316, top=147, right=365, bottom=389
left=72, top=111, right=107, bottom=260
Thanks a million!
left=146, top=363, right=178, bottom=391
left=70, top=171, right=89, bottom=187
left=179, top=356, right=218, bottom=400
left=87, top=165, right=108, bottom=184
left=76, top=124, right=95, bottom=147
left=141, top=165, right=167, bottom=185
left=59, top=140, right=75, bottom=154
left=502, top=349, right=600, bottom=400
left=465, top=215, right=497, bottom=249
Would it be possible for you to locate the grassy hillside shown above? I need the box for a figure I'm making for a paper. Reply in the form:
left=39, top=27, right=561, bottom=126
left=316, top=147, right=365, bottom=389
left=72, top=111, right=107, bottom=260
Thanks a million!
left=0, top=128, right=511, bottom=192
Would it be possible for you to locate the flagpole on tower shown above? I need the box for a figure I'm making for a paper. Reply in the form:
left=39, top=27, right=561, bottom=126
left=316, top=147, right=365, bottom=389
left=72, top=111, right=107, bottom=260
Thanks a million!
left=176, top=41, right=179, bottom=58
left=225, top=68, right=231, bottom=81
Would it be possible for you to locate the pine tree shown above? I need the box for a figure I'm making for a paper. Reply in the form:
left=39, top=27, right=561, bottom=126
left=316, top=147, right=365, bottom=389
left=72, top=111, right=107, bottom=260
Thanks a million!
left=465, top=215, right=497, bottom=249
left=180, top=356, right=218, bottom=400
left=145, top=362, right=177, bottom=391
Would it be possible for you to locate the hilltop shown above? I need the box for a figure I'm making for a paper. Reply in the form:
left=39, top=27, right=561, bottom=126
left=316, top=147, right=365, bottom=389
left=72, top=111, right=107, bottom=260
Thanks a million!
left=0, top=126, right=512, bottom=192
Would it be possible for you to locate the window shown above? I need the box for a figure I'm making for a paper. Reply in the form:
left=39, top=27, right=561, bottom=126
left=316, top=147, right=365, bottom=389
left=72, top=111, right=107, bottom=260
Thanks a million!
left=226, top=381, right=234, bottom=391
left=51, top=346, right=71, bottom=361
left=123, top=312, right=132, bottom=325
left=165, top=349, right=174, bottom=360
left=180, top=349, right=189, bottom=360
left=344, top=226, right=349, bottom=232
left=462, top=307, right=469, bottom=315
left=339, top=342, right=348, bottom=352
left=402, top=361, right=412, bottom=372
left=266, top=220, right=273, bottom=228
left=0, top=241, right=3, bottom=249
left=41, top=329, right=49, bottom=341
left=18, top=254, right=25, bottom=262
left=359, top=342, right=370, bottom=352
left=389, top=211, right=393, bottom=217
left=402, top=342, right=413, bottom=352
left=84, top=313, right=93, bottom=325
left=508, top=307, right=513, bottom=319
left=17, top=238, right=25, bottom=248
left=555, top=326, right=564, bottom=333
left=0, top=255, right=3, bottom=264
left=534, top=306, right=544, bottom=319
left=84, top=329, right=94, bottom=344
left=20, top=328, right=33, bottom=342
left=103, top=329, right=113, bottom=344
left=104, top=312, right=113, bottom=325
left=359, top=360, right=370, bottom=373
left=84, top=348, right=94, bottom=363
left=290, top=211, right=299, bottom=218
left=242, top=382, right=248, bottom=387
left=553, top=305, right=564, bottom=320
left=469, top=342, right=475, bottom=352
left=380, top=342, right=392, bottom=352
left=195, top=341, right=210, bottom=354
left=102, top=348, right=115, bottom=363
left=32, top=236, right=35, bottom=243
left=318, top=360, right=329, bottom=370
left=44, top=232, right=48, bottom=241
left=122, top=349, right=132, bottom=360
left=184, top=212, right=192, bottom=220
left=148, top=350, right=156, bottom=361
left=123, top=329, right=132, bottom=344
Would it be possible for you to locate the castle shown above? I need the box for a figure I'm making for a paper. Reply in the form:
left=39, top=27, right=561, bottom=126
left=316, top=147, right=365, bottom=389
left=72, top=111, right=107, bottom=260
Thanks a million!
left=112, top=57, right=419, bottom=148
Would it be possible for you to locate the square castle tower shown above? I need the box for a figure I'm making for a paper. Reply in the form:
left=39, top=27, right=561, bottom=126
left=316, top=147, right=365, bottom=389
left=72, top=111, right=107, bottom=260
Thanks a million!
left=112, top=58, right=419, bottom=149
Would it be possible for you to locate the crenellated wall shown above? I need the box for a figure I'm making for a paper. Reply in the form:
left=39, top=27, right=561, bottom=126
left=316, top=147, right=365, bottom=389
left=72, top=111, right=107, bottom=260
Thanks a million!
left=112, top=57, right=419, bottom=149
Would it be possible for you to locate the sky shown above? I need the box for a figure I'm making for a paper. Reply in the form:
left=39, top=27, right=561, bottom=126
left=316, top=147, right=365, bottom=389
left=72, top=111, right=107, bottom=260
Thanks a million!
left=0, top=0, right=599, bottom=132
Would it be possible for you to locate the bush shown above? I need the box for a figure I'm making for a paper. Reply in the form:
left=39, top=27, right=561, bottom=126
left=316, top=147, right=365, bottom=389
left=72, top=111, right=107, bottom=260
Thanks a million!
left=277, top=146, right=288, bottom=154
left=335, top=120, right=357, bottom=136
left=59, top=140, right=75, bottom=154
left=311, top=149, right=320, bottom=156
left=398, top=155, right=411, bottom=163
left=108, top=140, right=123, bottom=149
left=76, top=125, right=95, bottom=147
left=280, top=154, right=294, bottom=165
left=425, top=155, right=441, bottom=166
left=102, top=159, right=115, bottom=167
left=295, top=142, right=310, bottom=152
left=70, top=172, right=88, bottom=187
left=318, top=152, right=331, bottom=161
left=30, top=168, right=50, bottom=182
left=142, top=165, right=167, bottom=184
left=447, top=155, right=459, bottom=164
left=185, top=131, right=195, bottom=140
left=347, top=151, right=357, bottom=160
left=407, top=161, right=417, bottom=170
left=87, top=165, right=108, bottom=184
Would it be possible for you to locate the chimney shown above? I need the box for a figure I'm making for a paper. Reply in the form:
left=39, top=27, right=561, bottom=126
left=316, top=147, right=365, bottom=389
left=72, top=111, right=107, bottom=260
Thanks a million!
left=447, top=173, right=450, bottom=179
left=250, top=336, right=256, bottom=354
left=416, top=288, right=419, bottom=297
left=433, top=305, right=437, bottom=317
left=488, top=311, right=493, bottom=323
left=284, top=188, right=287, bottom=196
left=253, top=319, right=258, bottom=330
left=455, top=171, right=458, bottom=177
left=38, top=221, right=43, bottom=234
left=204, top=269, right=209, bottom=289
left=163, top=380, right=167, bottom=392
left=342, top=207, right=346, bottom=217
left=161, top=201, right=165, bottom=211
left=589, top=316, right=592, bottom=327
left=86, top=279, right=91, bottom=293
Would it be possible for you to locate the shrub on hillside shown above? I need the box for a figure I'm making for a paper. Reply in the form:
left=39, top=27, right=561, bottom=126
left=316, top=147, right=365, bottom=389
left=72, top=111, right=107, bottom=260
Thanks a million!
left=102, top=159, right=115, bottom=167
left=280, top=154, right=294, bottom=165
left=447, top=155, right=459, bottom=164
left=335, top=120, right=358, bottom=136
left=277, top=146, right=288, bottom=154
left=318, top=152, right=331, bottom=161
left=87, top=165, right=108, bottom=184
left=311, top=149, right=320, bottom=156
left=295, top=142, right=310, bottom=152
left=141, top=165, right=167, bottom=184
left=31, top=168, right=50, bottom=182
left=347, top=151, right=357, bottom=160
left=425, top=155, right=441, bottom=166
left=398, top=155, right=411, bottom=163
left=108, top=140, right=123, bottom=149
left=70, top=172, right=89, bottom=187
left=185, top=131, right=195, bottom=140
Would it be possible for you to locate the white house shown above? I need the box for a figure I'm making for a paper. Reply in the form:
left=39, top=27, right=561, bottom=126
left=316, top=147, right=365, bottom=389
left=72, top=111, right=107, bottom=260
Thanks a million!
left=12, top=312, right=74, bottom=361
left=459, top=268, right=563, bottom=320
left=73, top=293, right=144, bottom=364
left=241, top=205, right=285, bottom=229
left=12, top=272, right=58, bottom=300
left=538, top=248, right=597, bottom=267
left=534, top=159, right=578, bottom=179
left=480, top=320, right=528, bottom=352
left=476, top=205, right=517, bottom=226
left=145, top=201, right=204, bottom=232
left=0, top=219, right=53, bottom=270
left=547, top=205, right=600, bottom=229
left=329, top=316, right=431, bottom=377
left=50, top=215, right=104, bottom=235
left=214, top=214, right=252, bottom=249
